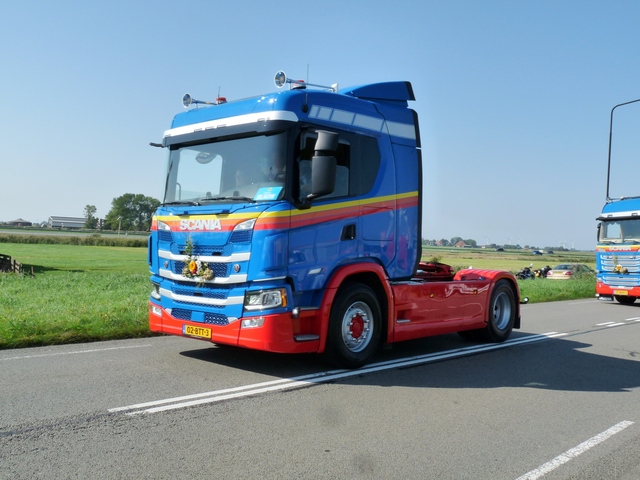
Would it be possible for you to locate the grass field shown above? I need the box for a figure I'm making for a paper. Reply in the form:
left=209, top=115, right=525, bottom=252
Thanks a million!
left=0, top=242, right=597, bottom=349
left=0, top=243, right=152, bottom=348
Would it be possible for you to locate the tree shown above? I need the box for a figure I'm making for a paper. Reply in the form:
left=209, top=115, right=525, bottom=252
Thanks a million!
left=464, top=239, right=477, bottom=247
left=84, top=205, right=99, bottom=229
left=104, top=193, right=160, bottom=232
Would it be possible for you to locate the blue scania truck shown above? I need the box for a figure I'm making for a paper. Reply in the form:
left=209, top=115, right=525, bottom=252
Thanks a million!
left=148, top=71, right=523, bottom=368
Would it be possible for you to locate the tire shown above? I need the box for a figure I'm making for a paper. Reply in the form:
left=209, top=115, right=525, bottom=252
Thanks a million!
left=325, top=283, right=382, bottom=369
left=484, top=279, right=517, bottom=342
left=615, top=295, right=637, bottom=305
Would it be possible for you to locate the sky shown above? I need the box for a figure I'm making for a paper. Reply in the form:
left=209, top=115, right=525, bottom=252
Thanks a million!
left=2, top=0, right=640, bottom=251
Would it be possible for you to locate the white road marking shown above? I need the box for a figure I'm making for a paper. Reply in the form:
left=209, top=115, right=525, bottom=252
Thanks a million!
left=110, top=332, right=566, bottom=415
left=0, top=344, right=153, bottom=361
left=515, top=420, right=634, bottom=480
left=596, top=318, right=640, bottom=328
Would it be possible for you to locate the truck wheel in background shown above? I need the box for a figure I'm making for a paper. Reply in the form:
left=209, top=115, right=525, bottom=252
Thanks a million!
left=615, top=295, right=636, bottom=305
left=325, top=283, right=382, bottom=369
left=484, top=279, right=516, bottom=342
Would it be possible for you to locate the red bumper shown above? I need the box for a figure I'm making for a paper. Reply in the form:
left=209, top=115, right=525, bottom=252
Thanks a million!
left=596, top=283, right=640, bottom=298
left=149, top=303, right=321, bottom=354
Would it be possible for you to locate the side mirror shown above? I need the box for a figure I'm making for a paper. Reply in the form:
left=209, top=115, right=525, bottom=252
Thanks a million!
left=307, top=131, right=338, bottom=201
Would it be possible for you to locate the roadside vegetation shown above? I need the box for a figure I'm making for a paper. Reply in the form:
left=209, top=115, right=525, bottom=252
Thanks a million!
left=0, top=239, right=152, bottom=349
left=0, top=239, right=596, bottom=350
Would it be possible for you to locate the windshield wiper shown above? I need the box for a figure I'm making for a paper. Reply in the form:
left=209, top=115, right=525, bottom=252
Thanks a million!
left=204, top=196, right=256, bottom=203
left=162, top=200, right=201, bottom=206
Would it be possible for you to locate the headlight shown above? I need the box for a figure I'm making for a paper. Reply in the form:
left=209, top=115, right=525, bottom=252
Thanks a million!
left=244, top=288, right=287, bottom=311
left=157, top=220, right=171, bottom=231
left=234, top=218, right=256, bottom=231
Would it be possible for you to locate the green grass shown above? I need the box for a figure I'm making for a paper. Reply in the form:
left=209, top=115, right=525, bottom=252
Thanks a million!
left=516, top=275, right=595, bottom=303
left=0, top=243, right=597, bottom=350
left=0, top=243, right=154, bottom=349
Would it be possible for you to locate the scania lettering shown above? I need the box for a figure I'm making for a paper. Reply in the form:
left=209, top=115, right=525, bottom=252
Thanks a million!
left=180, top=219, right=222, bottom=231
left=148, top=71, right=525, bottom=368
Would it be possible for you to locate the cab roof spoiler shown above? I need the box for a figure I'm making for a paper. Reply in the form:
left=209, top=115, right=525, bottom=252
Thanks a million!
left=344, top=81, right=415, bottom=103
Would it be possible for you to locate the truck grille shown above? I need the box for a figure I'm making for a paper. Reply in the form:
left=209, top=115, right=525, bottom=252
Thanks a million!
left=600, top=253, right=640, bottom=286
left=229, top=230, right=252, bottom=243
left=173, top=284, right=231, bottom=300
left=171, top=243, right=233, bottom=257
left=173, top=261, right=228, bottom=278
left=600, top=256, right=640, bottom=273
left=601, top=274, right=640, bottom=287
left=170, top=308, right=229, bottom=326
left=158, top=231, right=173, bottom=242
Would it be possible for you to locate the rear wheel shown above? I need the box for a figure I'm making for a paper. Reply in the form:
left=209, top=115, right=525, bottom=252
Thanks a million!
left=484, top=280, right=517, bottom=342
left=325, top=283, right=382, bottom=369
left=615, top=295, right=637, bottom=305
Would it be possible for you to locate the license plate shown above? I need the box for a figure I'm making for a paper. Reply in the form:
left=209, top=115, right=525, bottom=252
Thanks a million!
left=614, top=290, right=629, bottom=296
left=183, top=324, right=211, bottom=339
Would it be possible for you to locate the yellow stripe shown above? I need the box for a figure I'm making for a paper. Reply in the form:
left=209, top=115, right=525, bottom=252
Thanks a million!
left=154, top=212, right=262, bottom=222
left=264, top=192, right=419, bottom=219
left=154, top=192, right=419, bottom=221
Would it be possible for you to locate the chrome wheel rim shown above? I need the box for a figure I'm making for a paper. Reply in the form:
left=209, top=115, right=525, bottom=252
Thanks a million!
left=492, top=291, right=512, bottom=331
left=341, top=301, right=373, bottom=353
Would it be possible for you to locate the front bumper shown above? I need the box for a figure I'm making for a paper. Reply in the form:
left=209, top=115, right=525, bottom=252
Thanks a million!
left=149, top=302, right=322, bottom=354
left=596, top=282, right=640, bottom=299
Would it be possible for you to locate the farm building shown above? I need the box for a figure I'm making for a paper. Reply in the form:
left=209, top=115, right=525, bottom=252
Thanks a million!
left=6, top=218, right=32, bottom=226
left=48, top=216, right=86, bottom=229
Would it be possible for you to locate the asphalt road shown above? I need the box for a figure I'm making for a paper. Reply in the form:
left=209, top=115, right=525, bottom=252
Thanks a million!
left=1, top=299, right=639, bottom=479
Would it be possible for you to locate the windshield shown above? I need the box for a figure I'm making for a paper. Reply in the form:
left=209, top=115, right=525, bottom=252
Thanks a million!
left=599, top=218, right=640, bottom=244
left=163, top=132, right=288, bottom=204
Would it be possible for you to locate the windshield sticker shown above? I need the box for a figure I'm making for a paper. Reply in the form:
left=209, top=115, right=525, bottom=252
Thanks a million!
left=254, top=187, right=282, bottom=201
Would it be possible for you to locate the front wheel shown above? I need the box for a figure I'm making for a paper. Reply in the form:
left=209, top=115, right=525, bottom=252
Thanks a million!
left=484, top=279, right=517, bottom=342
left=615, top=295, right=637, bottom=305
left=325, top=283, right=382, bottom=369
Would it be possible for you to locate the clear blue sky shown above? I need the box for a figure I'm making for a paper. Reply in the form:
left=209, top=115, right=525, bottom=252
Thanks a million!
left=2, top=0, right=640, bottom=251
